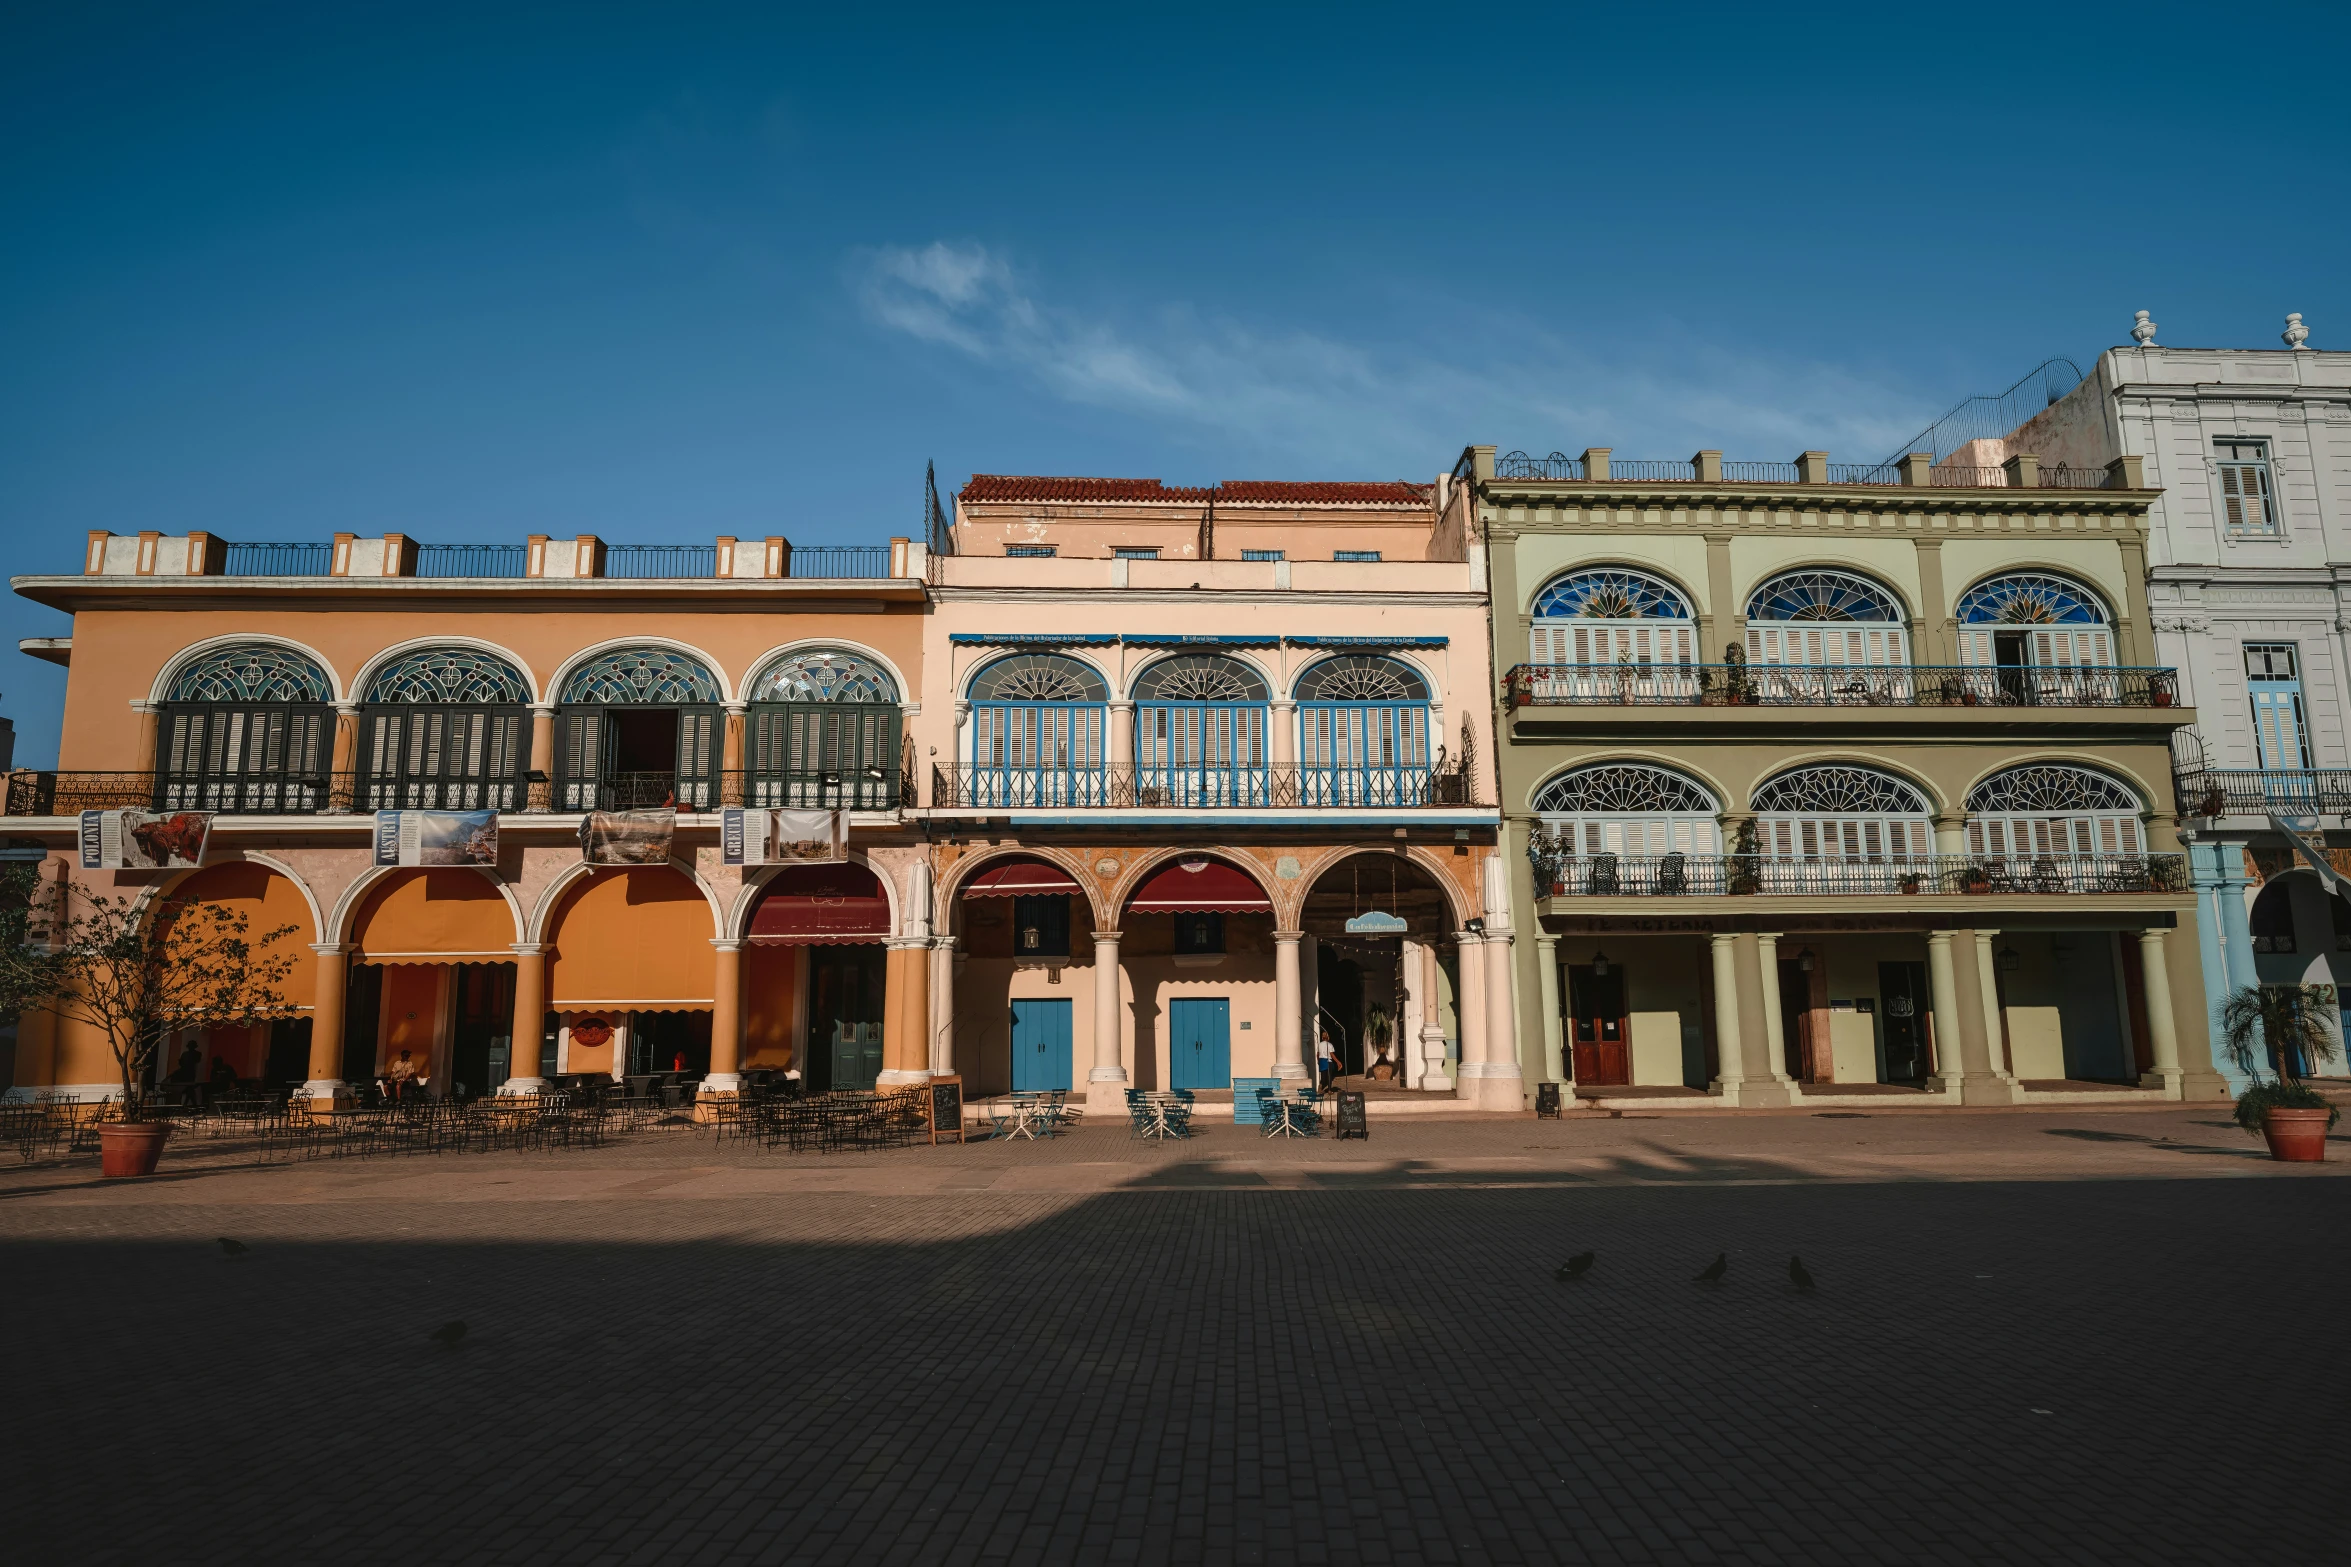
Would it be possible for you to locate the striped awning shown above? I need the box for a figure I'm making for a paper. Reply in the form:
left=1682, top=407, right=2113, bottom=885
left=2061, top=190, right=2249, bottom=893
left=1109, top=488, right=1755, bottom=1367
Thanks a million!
left=747, top=862, right=891, bottom=945
left=1285, top=635, right=1448, bottom=648
left=964, top=860, right=1083, bottom=897
left=1127, top=859, right=1272, bottom=913
left=948, top=633, right=1118, bottom=646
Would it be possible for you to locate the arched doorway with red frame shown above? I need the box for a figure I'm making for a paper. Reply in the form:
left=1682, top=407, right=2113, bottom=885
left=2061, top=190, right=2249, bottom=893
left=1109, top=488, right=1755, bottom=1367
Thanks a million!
left=743, top=860, right=893, bottom=1092
left=946, top=855, right=1095, bottom=1100
left=1119, top=855, right=1277, bottom=1095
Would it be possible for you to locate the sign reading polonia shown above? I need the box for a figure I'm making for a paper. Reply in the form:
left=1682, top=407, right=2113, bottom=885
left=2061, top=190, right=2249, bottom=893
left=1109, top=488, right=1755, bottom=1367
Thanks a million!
left=80, top=809, right=214, bottom=870
left=722, top=807, right=845, bottom=866
left=373, top=810, right=499, bottom=867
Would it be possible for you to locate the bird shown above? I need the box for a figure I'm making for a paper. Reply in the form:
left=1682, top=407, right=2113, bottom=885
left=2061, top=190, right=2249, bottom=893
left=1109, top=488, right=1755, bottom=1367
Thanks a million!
left=1789, top=1256, right=1815, bottom=1291
left=430, top=1320, right=468, bottom=1349
left=1555, top=1250, right=1595, bottom=1280
left=1694, top=1252, right=1727, bottom=1284
left=216, top=1237, right=247, bottom=1256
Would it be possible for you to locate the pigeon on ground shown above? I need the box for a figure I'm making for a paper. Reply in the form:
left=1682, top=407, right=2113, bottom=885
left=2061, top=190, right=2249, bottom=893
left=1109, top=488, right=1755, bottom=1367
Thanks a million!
left=1694, top=1252, right=1728, bottom=1284
left=1789, top=1255, right=1815, bottom=1291
left=1555, top=1250, right=1595, bottom=1280
left=216, top=1237, right=247, bottom=1256
left=431, top=1320, right=468, bottom=1349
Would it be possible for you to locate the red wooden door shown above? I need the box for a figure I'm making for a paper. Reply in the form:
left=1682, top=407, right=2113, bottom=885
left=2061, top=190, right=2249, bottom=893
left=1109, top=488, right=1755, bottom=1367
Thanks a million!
left=1568, top=964, right=1629, bottom=1084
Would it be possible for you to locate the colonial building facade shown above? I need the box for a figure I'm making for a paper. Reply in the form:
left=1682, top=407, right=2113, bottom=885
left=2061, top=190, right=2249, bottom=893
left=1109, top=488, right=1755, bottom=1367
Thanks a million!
left=1473, top=443, right=2231, bottom=1108
left=1991, top=327, right=2351, bottom=1084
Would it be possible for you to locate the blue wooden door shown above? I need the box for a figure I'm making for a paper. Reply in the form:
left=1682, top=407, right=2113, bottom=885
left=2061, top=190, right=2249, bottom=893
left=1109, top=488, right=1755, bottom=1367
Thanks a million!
left=1169, top=997, right=1232, bottom=1091
left=1010, top=998, right=1073, bottom=1092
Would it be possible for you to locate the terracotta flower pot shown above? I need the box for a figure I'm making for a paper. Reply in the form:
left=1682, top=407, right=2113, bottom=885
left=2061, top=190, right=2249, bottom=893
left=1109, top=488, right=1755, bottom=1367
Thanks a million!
left=99, top=1121, right=172, bottom=1178
left=2261, top=1106, right=2333, bottom=1163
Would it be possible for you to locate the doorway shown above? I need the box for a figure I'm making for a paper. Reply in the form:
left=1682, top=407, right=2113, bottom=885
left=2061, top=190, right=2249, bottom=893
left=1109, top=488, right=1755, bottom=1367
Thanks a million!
left=807, top=944, right=885, bottom=1090
left=1568, top=963, right=1629, bottom=1085
left=263, top=1018, right=313, bottom=1090
left=1777, top=958, right=1813, bottom=1080
left=1878, top=961, right=1930, bottom=1083
left=1993, top=629, right=2032, bottom=704
left=1169, top=997, right=1231, bottom=1090
left=446, top=962, right=517, bottom=1100
left=1010, top=997, right=1073, bottom=1092
left=342, top=965, right=384, bottom=1083
left=629, top=1010, right=713, bottom=1079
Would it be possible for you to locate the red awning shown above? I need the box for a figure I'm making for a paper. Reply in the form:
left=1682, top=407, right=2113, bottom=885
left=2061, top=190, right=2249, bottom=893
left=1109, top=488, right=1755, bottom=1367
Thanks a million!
left=964, top=860, right=1082, bottom=897
left=747, top=862, right=890, bottom=945
left=1127, top=859, right=1272, bottom=913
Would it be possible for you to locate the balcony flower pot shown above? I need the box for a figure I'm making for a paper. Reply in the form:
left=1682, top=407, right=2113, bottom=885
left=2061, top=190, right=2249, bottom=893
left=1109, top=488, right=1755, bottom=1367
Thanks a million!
left=1959, top=868, right=1990, bottom=894
left=2151, top=687, right=2174, bottom=708
left=2259, top=1105, right=2333, bottom=1163
left=99, top=1120, right=171, bottom=1178
left=1898, top=873, right=1923, bottom=895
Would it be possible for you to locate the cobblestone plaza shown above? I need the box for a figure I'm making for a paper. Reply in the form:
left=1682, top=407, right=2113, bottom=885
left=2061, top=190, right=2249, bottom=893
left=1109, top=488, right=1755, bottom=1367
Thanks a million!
left=4, top=1107, right=2346, bottom=1566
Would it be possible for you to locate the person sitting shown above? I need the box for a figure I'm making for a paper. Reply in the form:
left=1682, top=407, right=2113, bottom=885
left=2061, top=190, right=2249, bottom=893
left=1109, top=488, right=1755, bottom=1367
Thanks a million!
left=208, top=1054, right=239, bottom=1095
left=384, top=1049, right=421, bottom=1101
left=167, top=1042, right=202, bottom=1084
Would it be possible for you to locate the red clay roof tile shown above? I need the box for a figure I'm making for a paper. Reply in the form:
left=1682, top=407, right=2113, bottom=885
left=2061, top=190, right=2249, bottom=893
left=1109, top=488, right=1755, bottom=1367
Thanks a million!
left=960, top=476, right=1430, bottom=506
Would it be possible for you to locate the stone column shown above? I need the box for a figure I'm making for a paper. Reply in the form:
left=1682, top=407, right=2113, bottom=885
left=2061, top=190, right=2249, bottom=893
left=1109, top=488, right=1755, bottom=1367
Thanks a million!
left=1454, top=931, right=1487, bottom=1094
left=1756, top=933, right=1789, bottom=1085
left=327, top=704, right=361, bottom=813
left=2137, top=929, right=2185, bottom=1096
left=1269, top=699, right=1297, bottom=777
left=527, top=705, right=557, bottom=812
left=1709, top=934, right=1746, bottom=1100
left=1088, top=930, right=1127, bottom=1108
left=499, top=943, right=548, bottom=1093
left=929, top=937, right=957, bottom=1075
left=1927, top=932, right=1967, bottom=1096
left=2204, top=843, right=2262, bottom=1092
left=303, top=944, right=351, bottom=1102
left=702, top=939, right=746, bottom=1093
left=1109, top=701, right=1135, bottom=798
left=720, top=703, right=747, bottom=805
left=1273, top=930, right=1308, bottom=1080
left=1933, top=812, right=1968, bottom=858
left=1534, top=932, right=1565, bottom=1088
left=1478, top=925, right=1523, bottom=1109
left=877, top=937, right=931, bottom=1085
left=1420, top=943, right=1451, bottom=1089
left=1972, top=931, right=2011, bottom=1080
left=1300, top=933, right=1320, bottom=1059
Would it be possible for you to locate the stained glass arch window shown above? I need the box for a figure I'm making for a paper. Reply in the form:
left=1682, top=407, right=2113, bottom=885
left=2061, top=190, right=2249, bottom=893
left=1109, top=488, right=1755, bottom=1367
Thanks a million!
left=1965, top=764, right=2145, bottom=859
left=1957, top=572, right=2109, bottom=625
left=558, top=646, right=723, bottom=705
left=364, top=646, right=530, bottom=705
left=1294, top=655, right=1430, bottom=702
left=970, top=653, right=1108, bottom=703
left=749, top=647, right=899, bottom=704
left=1134, top=655, right=1269, bottom=703
left=1752, top=764, right=1936, bottom=862
left=1745, top=570, right=1906, bottom=623
left=1533, top=763, right=1718, bottom=816
left=1752, top=765, right=1932, bottom=815
left=1532, top=567, right=1694, bottom=621
left=166, top=642, right=332, bottom=703
left=1965, top=764, right=2139, bottom=814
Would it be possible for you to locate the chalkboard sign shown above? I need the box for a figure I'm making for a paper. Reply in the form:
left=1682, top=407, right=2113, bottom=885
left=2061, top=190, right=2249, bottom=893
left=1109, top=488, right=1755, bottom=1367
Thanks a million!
left=927, top=1075, right=966, bottom=1145
left=1535, top=1082, right=1562, bottom=1118
left=1335, top=1089, right=1368, bottom=1141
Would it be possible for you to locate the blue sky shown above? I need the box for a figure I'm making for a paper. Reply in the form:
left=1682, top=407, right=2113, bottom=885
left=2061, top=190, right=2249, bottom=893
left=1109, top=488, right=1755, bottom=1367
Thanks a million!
left=3, top=1, right=2345, bottom=762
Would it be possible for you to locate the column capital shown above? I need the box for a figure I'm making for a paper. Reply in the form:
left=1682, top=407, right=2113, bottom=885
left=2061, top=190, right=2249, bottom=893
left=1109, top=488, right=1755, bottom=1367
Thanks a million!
left=1272, top=928, right=1304, bottom=943
left=309, top=942, right=351, bottom=957
left=1093, top=928, right=1122, bottom=946
left=1453, top=928, right=1485, bottom=945
left=710, top=938, right=744, bottom=953
left=128, top=698, right=159, bottom=715
left=529, top=702, right=558, bottom=717
left=720, top=700, right=748, bottom=715
left=508, top=942, right=546, bottom=957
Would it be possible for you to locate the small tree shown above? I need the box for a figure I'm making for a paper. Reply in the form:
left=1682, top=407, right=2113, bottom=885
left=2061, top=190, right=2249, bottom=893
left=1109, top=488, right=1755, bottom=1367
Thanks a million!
left=0, top=862, right=59, bottom=1029
left=2216, top=982, right=2343, bottom=1136
left=0, top=883, right=296, bottom=1122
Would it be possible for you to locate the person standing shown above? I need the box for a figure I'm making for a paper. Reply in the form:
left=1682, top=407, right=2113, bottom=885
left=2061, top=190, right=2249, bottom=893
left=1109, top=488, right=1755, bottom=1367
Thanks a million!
left=1316, top=1027, right=1338, bottom=1092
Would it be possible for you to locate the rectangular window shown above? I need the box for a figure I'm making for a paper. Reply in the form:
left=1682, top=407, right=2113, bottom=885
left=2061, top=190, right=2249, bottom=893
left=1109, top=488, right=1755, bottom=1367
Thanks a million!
left=1011, top=895, right=1070, bottom=958
left=2245, top=642, right=2312, bottom=770
left=1173, top=912, right=1225, bottom=954
left=1113, top=546, right=1160, bottom=559
left=2216, top=438, right=2278, bottom=536
left=1334, top=550, right=1381, bottom=562
left=1006, top=545, right=1056, bottom=558
left=1241, top=549, right=1284, bottom=561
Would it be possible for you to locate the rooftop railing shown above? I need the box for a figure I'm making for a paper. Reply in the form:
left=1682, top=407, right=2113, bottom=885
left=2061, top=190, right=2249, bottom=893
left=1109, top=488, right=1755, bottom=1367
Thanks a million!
left=416, top=544, right=528, bottom=578
left=788, top=545, right=894, bottom=578
left=1720, top=460, right=1800, bottom=483
left=1505, top=664, right=2181, bottom=710
left=1493, top=452, right=1586, bottom=480
left=604, top=545, right=720, bottom=579
left=1525, top=847, right=2188, bottom=898
left=224, top=543, right=334, bottom=576
left=1488, top=453, right=2132, bottom=490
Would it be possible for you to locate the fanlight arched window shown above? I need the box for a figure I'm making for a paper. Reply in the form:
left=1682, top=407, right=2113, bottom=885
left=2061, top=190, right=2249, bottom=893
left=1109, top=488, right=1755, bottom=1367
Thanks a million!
left=1295, top=656, right=1433, bottom=806
left=1533, top=764, right=1722, bottom=857
left=746, top=648, right=903, bottom=810
left=1965, top=765, right=2143, bottom=859
left=358, top=647, right=531, bottom=812
left=1752, top=765, right=1934, bottom=862
left=556, top=646, right=724, bottom=812
left=1530, top=567, right=1698, bottom=668
left=1133, top=655, right=1271, bottom=807
left=1744, top=570, right=1910, bottom=672
left=969, top=654, right=1110, bottom=806
left=1955, top=573, right=2114, bottom=703
left=158, top=643, right=333, bottom=813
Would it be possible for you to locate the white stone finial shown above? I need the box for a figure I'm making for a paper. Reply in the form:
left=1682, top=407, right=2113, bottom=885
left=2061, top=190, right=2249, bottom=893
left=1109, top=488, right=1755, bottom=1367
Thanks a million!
left=2283, top=312, right=2311, bottom=350
left=2131, top=310, right=2158, bottom=346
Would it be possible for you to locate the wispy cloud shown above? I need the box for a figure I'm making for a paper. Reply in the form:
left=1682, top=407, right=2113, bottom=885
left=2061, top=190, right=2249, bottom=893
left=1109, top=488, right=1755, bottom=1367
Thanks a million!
left=853, top=240, right=1936, bottom=470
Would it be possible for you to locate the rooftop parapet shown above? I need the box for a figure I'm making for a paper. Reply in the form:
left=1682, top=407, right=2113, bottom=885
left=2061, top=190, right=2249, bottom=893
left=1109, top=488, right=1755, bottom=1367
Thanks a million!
left=78, top=531, right=918, bottom=580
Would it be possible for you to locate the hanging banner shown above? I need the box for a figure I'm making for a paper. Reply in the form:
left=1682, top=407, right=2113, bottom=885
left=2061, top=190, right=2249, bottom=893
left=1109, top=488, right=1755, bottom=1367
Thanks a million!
left=723, top=808, right=846, bottom=866
left=79, top=809, right=212, bottom=870
left=581, top=809, right=676, bottom=866
left=373, top=810, right=498, bottom=867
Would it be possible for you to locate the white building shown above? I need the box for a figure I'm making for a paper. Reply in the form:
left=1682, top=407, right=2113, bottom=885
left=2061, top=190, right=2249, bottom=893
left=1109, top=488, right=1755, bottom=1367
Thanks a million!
left=1997, top=314, right=2351, bottom=1084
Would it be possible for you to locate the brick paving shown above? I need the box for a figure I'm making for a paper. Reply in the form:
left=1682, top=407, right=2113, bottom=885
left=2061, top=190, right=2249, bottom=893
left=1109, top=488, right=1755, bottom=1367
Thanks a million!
left=3, top=1107, right=2347, bottom=1565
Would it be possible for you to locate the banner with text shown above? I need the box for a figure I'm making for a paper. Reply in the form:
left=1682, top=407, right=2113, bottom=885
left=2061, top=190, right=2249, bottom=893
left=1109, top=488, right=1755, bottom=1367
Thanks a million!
left=79, top=809, right=213, bottom=870
left=373, top=810, right=499, bottom=867
left=722, top=808, right=845, bottom=865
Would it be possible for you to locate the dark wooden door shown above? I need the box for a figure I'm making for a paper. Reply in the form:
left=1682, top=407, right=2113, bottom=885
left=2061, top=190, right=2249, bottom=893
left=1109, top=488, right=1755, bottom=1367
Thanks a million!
left=1568, top=964, right=1628, bottom=1085
left=1878, top=961, right=1929, bottom=1082
left=1777, top=959, right=1812, bottom=1081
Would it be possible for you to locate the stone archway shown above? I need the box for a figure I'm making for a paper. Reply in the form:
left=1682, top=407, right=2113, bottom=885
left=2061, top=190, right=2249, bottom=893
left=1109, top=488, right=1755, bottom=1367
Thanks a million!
left=1298, top=852, right=1461, bottom=1091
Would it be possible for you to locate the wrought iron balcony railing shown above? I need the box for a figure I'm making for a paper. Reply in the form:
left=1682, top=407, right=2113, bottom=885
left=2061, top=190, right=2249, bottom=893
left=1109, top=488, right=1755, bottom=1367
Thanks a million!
left=2176, top=769, right=2351, bottom=818
left=1525, top=848, right=2188, bottom=898
left=0, top=765, right=920, bottom=819
left=1506, top=663, right=2181, bottom=710
left=930, top=763, right=1479, bottom=810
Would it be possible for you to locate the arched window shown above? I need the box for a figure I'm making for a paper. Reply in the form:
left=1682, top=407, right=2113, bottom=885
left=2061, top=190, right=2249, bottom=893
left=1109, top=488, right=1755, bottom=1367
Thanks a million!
left=1533, top=764, right=1721, bottom=857
left=1744, top=570, right=1910, bottom=671
left=555, top=647, right=724, bottom=812
left=1752, top=765, right=1934, bottom=863
left=1965, top=764, right=2143, bottom=859
left=969, top=654, right=1109, bottom=806
left=158, top=643, right=333, bottom=813
left=1133, top=655, right=1271, bottom=806
left=1955, top=573, right=2114, bottom=701
left=1529, top=567, right=1698, bottom=668
left=1295, top=656, right=1433, bottom=806
left=746, top=648, right=903, bottom=810
left=358, top=648, right=531, bottom=812
left=2250, top=879, right=2297, bottom=955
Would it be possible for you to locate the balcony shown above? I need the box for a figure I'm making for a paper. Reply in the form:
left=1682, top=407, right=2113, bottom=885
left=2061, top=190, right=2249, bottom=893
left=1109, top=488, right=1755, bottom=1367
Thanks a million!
left=930, top=764, right=1481, bottom=811
left=1506, top=664, right=2180, bottom=710
left=0, top=767, right=917, bottom=819
left=1527, top=848, right=2188, bottom=899
left=2177, top=769, right=2351, bottom=819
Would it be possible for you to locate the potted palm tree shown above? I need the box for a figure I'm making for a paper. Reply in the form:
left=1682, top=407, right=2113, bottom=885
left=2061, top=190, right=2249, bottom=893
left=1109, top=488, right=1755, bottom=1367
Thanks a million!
left=2216, top=984, right=2341, bottom=1162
